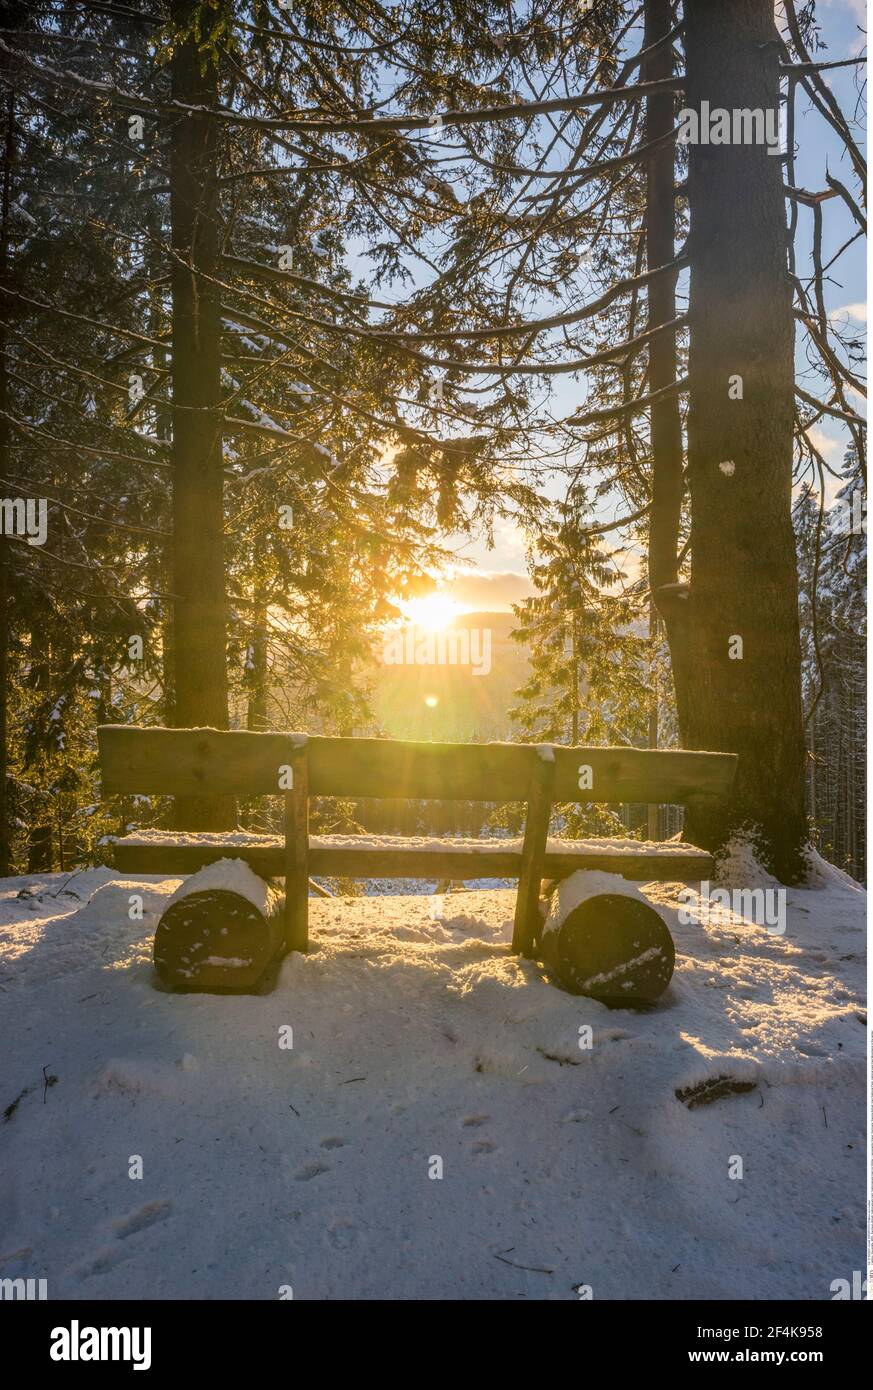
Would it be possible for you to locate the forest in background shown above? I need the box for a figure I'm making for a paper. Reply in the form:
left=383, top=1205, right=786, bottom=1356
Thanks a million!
left=0, top=0, right=865, bottom=882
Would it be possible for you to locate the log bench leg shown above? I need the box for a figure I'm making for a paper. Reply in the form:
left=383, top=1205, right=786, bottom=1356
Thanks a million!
left=284, top=745, right=309, bottom=952
left=154, top=877, right=285, bottom=992
left=512, top=754, right=556, bottom=957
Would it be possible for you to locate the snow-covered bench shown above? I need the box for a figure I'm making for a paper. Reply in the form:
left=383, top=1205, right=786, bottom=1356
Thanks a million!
left=97, top=726, right=737, bottom=961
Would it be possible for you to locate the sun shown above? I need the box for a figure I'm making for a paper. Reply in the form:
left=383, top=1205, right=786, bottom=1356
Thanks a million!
left=400, top=593, right=463, bottom=630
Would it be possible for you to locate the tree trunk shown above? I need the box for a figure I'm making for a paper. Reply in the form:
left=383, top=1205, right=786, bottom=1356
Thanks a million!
left=0, top=90, right=14, bottom=876
left=570, top=611, right=579, bottom=745
left=146, top=214, right=175, bottom=728
left=27, top=825, right=52, bottom=873
left=647, top=602, right=660, bottom=841
left=644, top=0, right=685, bottom=603
left=0, top=534, right=7, bottom=878
left=169, top=3, right=234, bottom=828
left=658, top=0, right=807, bottom=882
left=643, top=0, right=684, bottom=847
left=246, top=599, right=268, bottom=731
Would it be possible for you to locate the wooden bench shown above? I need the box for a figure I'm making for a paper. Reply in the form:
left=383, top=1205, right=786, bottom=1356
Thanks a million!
left=97, top=726, right=737, bottom=960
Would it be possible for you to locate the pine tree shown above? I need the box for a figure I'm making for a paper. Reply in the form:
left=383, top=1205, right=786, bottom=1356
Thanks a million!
left=510, top=499, right=647, bottom=836
left=795, top=449, right=866, bottom=880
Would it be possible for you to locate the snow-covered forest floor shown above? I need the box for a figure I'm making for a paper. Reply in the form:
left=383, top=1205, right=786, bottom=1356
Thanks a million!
left=0, top=861, right=865, bottom=1300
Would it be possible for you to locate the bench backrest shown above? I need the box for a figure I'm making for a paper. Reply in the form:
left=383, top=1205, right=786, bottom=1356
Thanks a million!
left=97, top=726, right=737, bottom=806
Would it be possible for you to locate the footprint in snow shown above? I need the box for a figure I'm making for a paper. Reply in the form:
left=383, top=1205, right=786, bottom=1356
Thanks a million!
left=74, top=1245, right=131, bottom=1281
left=72, top=1200, right=173, bottom=1281
left=461, top=1113, right=490, bottom=1128
left=295, top=1160, right=331, bottom=1181
left=112, top=1199, right=173, bottom=1239
left=320, top=1136, right=345, bottom=1150
left=327, top=1220, right=358, bottom=1249
left=472, top=1139, right=497, bottom=1154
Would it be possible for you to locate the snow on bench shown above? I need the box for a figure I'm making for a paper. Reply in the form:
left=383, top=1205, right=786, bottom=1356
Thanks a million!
left=98, top=725, right=736, bottom=963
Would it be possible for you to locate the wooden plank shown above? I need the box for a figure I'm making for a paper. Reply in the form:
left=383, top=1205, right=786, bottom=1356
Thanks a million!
left=98, top=725, right=737, bottom=805
left=98, top=726, right=296, bottom=797
left=543, top=851, right=713, bottom=880
left=549, top=745, right=736, bottom=805
left=284, top=746, right=309, bottom=952
left=111, top=838, right=285, bottom=876
left=313, top=848, right=713, bottom=881
left=110, top=838, right=520, bottom=878
left=512, top=755, right=556, bottom=957
left=310, top=738, right=736, bottom=805
left=310, top=847, right=522, bottom=876
left=97, top=726, right=539, bottom=799
left=108, top=835, right=713, bottom=882
left=307, top=737, right=536, bottom=800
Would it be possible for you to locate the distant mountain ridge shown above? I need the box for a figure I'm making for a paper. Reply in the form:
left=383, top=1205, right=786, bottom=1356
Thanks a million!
left=371, top=610, right=530, bottom=741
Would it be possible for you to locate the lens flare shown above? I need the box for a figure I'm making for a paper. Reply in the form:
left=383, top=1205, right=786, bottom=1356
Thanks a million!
left=400, top=594, right=462, bottom=630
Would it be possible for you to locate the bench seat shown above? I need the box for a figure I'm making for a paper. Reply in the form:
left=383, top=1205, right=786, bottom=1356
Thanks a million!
left=105, top=829, right=715, bottom=881
left=98, top=726, right=737, bottom=956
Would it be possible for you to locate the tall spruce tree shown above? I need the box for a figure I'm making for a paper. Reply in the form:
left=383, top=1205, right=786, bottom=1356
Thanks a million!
left=509, top=498, right=647, bottom=836
left=795, top=452, right=866, bottom=880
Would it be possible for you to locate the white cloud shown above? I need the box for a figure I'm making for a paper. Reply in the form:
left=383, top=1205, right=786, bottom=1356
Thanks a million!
left=804, top=425, right=845, bottom=462
left=830, top=302, right=867, bottom=324
left=444, top=569, right=533, bottom=611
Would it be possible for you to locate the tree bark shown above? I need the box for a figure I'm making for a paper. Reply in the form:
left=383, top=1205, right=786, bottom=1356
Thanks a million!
left=27, top=825, right=52, bottom=874
left=570, top=610, right=579, bottom=745
left=0, top=90, right=14, bottom=876
left=668, top=0, right=807, bottom=881
left=169, top=2, right=234, bottom=828
left=154, top=863, right=285, bottom=991
left=644, top=0, right=687, bottom=850
left=539, top=882, right=676, bottom=1002
left=644, top=0, right=685, bottom=603
left=146, top=214, right=175, bottom=727
left=646, top=602, right=660, bottom=841
left=246, top=598, right=268, bottom=731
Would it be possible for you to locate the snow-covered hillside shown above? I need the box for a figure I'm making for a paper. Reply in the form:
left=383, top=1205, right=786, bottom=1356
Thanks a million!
left=0, top=862, right=865, bottom=1300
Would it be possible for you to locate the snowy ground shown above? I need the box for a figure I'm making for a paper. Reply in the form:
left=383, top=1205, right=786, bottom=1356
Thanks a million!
left=0, top=860, right=865, bottom=1301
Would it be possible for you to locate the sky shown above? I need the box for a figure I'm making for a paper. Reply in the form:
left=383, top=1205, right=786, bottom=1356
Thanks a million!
left=428, top=0, right=867, bottom=612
